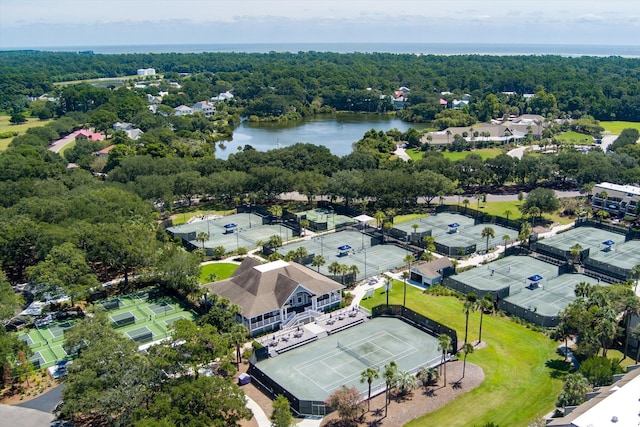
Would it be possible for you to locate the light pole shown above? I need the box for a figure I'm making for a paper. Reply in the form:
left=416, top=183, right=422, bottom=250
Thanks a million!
left=235, top=229, right=239, bottom=250
left=363, top=248, right=367, bottom=278
left=361, top=221, right=365, bottom=250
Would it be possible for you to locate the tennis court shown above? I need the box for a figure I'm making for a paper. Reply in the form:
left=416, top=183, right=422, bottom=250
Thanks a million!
left=418, top=213, right=476, bottom=234
left=503, top=273, right=597, bottom=317
left=168, top=213, right=295, bottom=253
left=253, top=317, right=441, bottom=402
left=18, top=320, right=71, bottom=369
left=277, top=230, right=414, bottom=280
left=449, top=255, right=560, bottom=292
left=585, top=239, right=640, bottom=272
left=435, top=223, right=516, bottom=253
left=104, top=287, right=197, bottom=346
left=532, top=227, right=625, bottom=259
left=296, top=208, right=357, bottom=231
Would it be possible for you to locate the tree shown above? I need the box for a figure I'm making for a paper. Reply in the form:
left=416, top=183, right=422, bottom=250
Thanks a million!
left=570, top=243, right=583, bottom=266
left=438, top=334, right=452, bottom=387
left=9, top=112, right=27, bottom=124
left=134, top=375, right=252, bottom=427
left=557, top=373, right=590, bottom=408
left=463, top=293, right=477, bottom=344
left=631, top=325, right=640, bottom=364
left=384, top=275, right=392, bottom=308
left=503, top=209, right=512, bottom=222
left=294, top=246, right=308, bottom=263
left=325, top=385, right=364, bottom=426
left=621, top=293, right=640, bottom=361
left=402, top=271, right=409, bottom=308
left=631, top=264, right=640, bottom=293
left=349, top=264, right=360, bottom=282
left=0, top=272, right=23, bottom=322
left=155, top=244, right=201, bottom=299
left=311, top=254, right=326, bottom=273
left=382, top=221, right=393, bottom=243
left=196, top=231, right=209, bottom=250
left=460, top=342, right=474, bottom=379
left=422, top=235, right=436, bottom=262
left=26, top=242, right=99, bottom=305
left=360, top=367, right=380, bottom=411
left=518, top=222, right=532, bottom=245
left=373, top=210, right=386, bottom=228
left=328, top=261, right=342, bottom=279
left=522, top=187, right=560, bottom=220
left=481, top=226, right=495, bottom=253
left=62, top=308, right=152, bottom=426
left=299, top=218, right=310, bottom=236
left=477, top=294, right=493, bottom=344
left=574, top=281, right=592, bottom=299
left=579, top=356, right=619, bottom=387
left=270, top=394, right=294, bottom=427
left=502, top=234, right=511, bottom=250
left=417, top=366, right=440, bottom=391
left=395, top=369, right=417, bottom=396
left=382, top=361, right=398, bottom=416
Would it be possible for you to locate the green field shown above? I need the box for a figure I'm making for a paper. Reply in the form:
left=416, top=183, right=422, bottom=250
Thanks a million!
left=360, top=284, right=564, bottom=427
left=0, top=115, right=53, bottom=151
left=199, top=262, right=239, bottom=283
left=462, top=199, right=574, bottom=226
left=600, top=121, right=640, bottom=134
left=556, top=131, right=593, bottom=145
left=406, top=147, right=503, bottom=162
left=171, top=209, right=236, bottom=225
left=393, top=213, right=430, bottom=224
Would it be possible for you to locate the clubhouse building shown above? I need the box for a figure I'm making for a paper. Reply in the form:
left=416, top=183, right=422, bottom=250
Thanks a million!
left=206, top=258, right=344, bottom=336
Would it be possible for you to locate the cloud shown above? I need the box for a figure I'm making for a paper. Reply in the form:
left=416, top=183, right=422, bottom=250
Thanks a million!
left=575, top=14, right=604, bottom=23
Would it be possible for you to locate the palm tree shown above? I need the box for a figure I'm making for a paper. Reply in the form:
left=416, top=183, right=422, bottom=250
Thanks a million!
left=311, top=255, right=326, bottom=273
left=383, top=221, right=393, bottom=243
left=503, top=209, right=512, bottom=222
left=417, top=366, right=439, bottom=391
left=196, top=231, right=209, bottom=250
left=477, top=295, right=493, bottom=344
left=462, top=198, right=470, bottom=212
left=411, top=223, right=419, bottom=241
left=622, top=294, right=640, bottom=361
left=422, top=235, right=436, bottom=261
left=328, top=261, right=341, bottom=279
left=395, top=370, right=417, bottom=396
left=339, top=263, right=349, bottom=285
left=475, top=194, right=483, bottom=209
left=481, top=226, right=495, bottom=253
left=349, top=264, right=360, bottom=282
left=437, top=334, right=452, bottom=387
left=502, top=234, right=511, bottom=250
left=574, top=281, right=592, bottom=298
left=401, top=271, right=409, bottom=307
left=631, top=264, right=640, bottom=293
left=519, top=222, right=532, bottom=245
left=300, top=219, right=310, bottom=237
left=570, top=243, right=583, bottom=266
left=294, top=246, right=308, bottom=263
left=528, top=206, right=541, bottom=226
left=595, top=317, right=617, bottom=357
left=463, top=293, right=477, bottom=344
left=360, top=367, right=379, bottom=411
left=631, top=325, right=640, bottom=364
left=384, top=275, right=392, bottom=308
left=460, top=342, right=474, bottom=379
left=373, top=210, right=386, bottom=229
left=228, top=324, right=248, bottom=365
left=383, top=361, right=398, bottom=416
left=557, top=373, right=591, bottom=408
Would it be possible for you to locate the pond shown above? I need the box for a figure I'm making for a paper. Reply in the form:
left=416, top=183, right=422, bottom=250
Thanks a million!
left=215, top=113, right=430, bottom=159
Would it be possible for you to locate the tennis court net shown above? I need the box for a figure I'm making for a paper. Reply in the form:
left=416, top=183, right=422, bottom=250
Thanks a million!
left=337, top=340, right=378, bottom=369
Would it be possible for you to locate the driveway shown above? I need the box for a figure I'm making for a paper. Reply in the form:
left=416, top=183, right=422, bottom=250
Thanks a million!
left=17, top=384, right=64, bottom=413
left=0, top=405, right=54, bottom=427
left=48, top=130, right=81, bottom=154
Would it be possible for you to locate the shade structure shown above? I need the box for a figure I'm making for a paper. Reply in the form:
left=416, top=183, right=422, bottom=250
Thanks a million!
left=448, top=223, right=460, bottom=228
left=337, top=245, right=352, bottom=251
left=528, top=274, right=543, bottom=282
left=602, top=240, right=615, bottom=246
left=353, top=214, right=374, bottom=223
left=224, top=223, right=238, bottom=229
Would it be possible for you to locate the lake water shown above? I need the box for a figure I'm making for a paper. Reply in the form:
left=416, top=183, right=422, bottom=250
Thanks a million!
left=216, top=113, right=429, bottom=160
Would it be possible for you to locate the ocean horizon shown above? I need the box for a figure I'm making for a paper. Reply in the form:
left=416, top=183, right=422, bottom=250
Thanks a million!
left=4, top=42, right=640, bottom=57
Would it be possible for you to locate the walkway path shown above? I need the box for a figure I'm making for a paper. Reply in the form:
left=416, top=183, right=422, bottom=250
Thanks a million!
left=393, top=144, right=411, bottom=161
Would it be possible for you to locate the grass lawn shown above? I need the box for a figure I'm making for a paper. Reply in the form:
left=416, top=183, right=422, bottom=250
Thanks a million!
left=199, top=262, right=239, bottom=283
left=556, top=131, right=593, bottom=145
left=461, top=200, right=575, bottom=226
left=360, top=284, right=564, bottom=427
left=171, top=208, right=236, bottom=225
left=600, top=121, right=640, bottom=134
left=406, top=147, right=503, bottom=162
left=393, top=213, right=430, bottom=224
left=0, top=115, right=53, bottom=151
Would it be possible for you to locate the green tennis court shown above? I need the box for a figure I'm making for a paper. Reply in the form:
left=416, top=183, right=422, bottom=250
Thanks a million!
left=586, top=239, right=640, bottom=271
left=253, top=317, right=441, bottom=402
left=533, top=227, right=625, bottom=258
left=295, top=208, right=357, bottom=231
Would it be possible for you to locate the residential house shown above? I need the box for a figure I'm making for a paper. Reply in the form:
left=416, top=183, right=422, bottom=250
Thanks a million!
left=75, top=130, right=104, bottom=142
left=211, top=91, right=234, bottom=102
left=591, top=182, right=640, bottom=218
left=452, top=99, right=470, bottom=109
left=174, top=105, right=194, bottom=116
left=93, top=144, right=115, bottom=158
left=113, top=122, right=144, bottom=140
left=409, top=257, right=454, bottom=287
left=192, top=101, right=216, bottom=117
left=206, top=258, right=344, bottom=336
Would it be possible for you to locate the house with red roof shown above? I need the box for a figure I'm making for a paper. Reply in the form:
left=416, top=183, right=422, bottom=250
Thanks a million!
left=75, top=130, right=104, bottom=142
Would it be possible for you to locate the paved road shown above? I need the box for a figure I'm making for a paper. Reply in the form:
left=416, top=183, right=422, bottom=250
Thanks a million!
left=506, top=144, right=540, bottom=159
left=0, top=404, right=54, bottom=427
left=48, top=130, right=80, bottom=154
left=17, top=384, right=63, bottom=413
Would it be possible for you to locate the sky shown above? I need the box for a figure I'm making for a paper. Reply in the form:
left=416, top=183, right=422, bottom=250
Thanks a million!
left=1, top=0, right=639, bottom=49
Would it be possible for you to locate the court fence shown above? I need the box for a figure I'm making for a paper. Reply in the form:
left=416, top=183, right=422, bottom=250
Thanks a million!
left=247, top=304, right=457, bottom=417
left=497, top=300, right=559, bottom=328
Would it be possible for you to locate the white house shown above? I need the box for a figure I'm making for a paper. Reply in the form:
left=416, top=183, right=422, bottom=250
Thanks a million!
left=211, top=91, right=234, bottom=102
left=174, top=105, right=194, bottom=116
left=207, top=258, right=344, bottom=336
